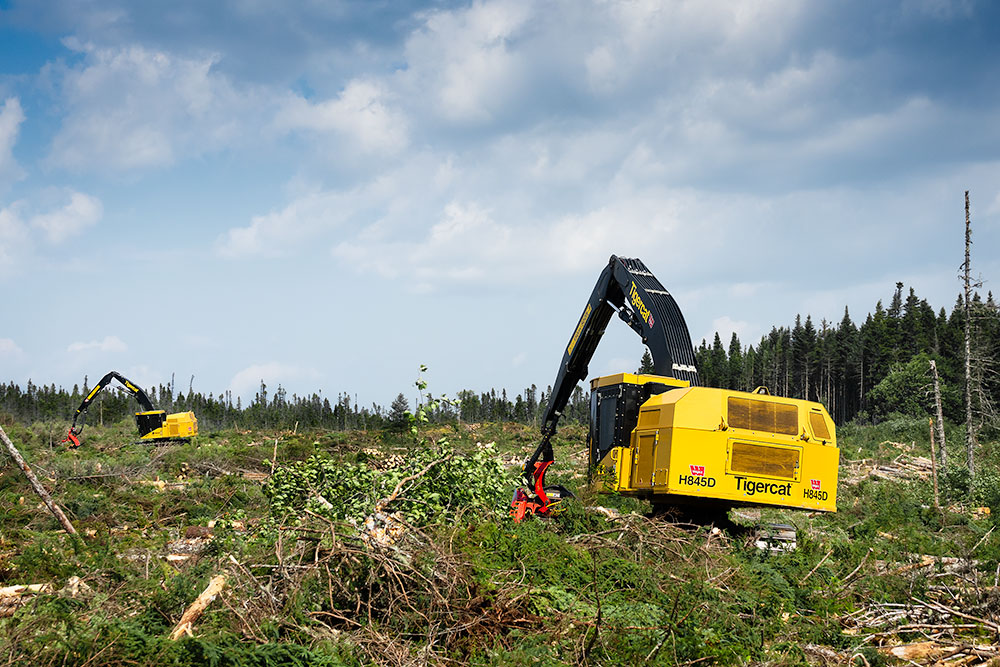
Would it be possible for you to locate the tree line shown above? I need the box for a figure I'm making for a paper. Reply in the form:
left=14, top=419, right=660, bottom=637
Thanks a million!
left=1, top=285, right=996, bottom=436
left=691, top=284, right=999, bottom=433
left=0, top=376, right=589, bottom=434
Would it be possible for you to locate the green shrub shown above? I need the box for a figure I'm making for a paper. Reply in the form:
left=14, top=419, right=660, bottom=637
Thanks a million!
left=264, top=442, right=510, bottom=526
left=972, top=469, right=1000, bottom=513
left=942, top=464, right=971, bottom=498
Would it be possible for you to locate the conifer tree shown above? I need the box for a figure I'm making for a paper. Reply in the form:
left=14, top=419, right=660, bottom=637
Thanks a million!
left=638, top=349, right=654, bottom=374
left=388, top=393, right=409, bottom=428
left=727, top=333, right=743, bottom=391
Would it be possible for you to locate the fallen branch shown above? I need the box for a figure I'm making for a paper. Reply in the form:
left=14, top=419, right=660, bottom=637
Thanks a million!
left=169, top=574, right=227, bottom=640
left=376, top=453, right=453, bottom=511
left=865, top=624, right=981, bottom=638
left=911, top=596, right=1000, bottom=634
left=803, top=549, right=834, bottom=582
left=838, top=548, right=873, bottom=591
left=0, top=426, right=77, bottom=535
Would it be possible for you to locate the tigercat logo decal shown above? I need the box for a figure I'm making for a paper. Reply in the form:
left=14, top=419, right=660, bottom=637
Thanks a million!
left=568, top=304, right=592, bottom=355
left=690, top=465, right=705, bottom=477
left=810, top=479, right=821, bottom=490
left=629, top=282, right=655, bottom=328
left=734, top=476, right=791, bottom=497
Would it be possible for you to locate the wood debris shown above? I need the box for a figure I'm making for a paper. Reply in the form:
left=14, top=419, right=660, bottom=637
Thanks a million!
left=870, top=455, right=935, bottom=481
left=842, top=593, right=1000, bottom=647
left=137, top=477, right=188, bottom=492
left=842, top=453, right=936, bottom=485
left=165, top=537, right=212, bottom=563
left=801, top=643, right=851, bottom=666
left=358, top=509, right=407, bottom=548
left=588, top=506, right=622, bottom=520
left=876, top=554, right=980, bottom=577
left=0, top=583, right=53, bottom=617
left=58, top=576, right=92, bottom=599
left=169, top=574, right=227, bottom=640
left=880, top=641, right=999, bottom=666
left=355, top=453, right=452, bottom=548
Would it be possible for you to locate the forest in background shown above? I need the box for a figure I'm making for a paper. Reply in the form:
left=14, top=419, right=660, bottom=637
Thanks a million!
left=2, top=283, right=998, bottom=434
left=693, top=283, right=999, bottom=430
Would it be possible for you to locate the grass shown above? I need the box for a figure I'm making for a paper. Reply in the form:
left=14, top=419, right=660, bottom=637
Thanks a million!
left=0, top=415, right=998, bottom=666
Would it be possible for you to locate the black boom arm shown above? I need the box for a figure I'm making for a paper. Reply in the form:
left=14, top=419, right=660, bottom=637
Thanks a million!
left=69, top=371, right=156, bottom=435
left=523, top=255, right=699, bottom=483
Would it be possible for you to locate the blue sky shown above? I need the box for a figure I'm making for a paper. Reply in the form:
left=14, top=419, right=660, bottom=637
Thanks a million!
left=1, top=0, right=998, bottom=409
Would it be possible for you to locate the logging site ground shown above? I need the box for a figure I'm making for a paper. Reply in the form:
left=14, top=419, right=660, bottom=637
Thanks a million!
left=1, top=414, right=999, bottom=667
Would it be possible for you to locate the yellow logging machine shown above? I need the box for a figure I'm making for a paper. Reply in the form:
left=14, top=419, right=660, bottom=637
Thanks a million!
left=62, top=371, right=197, bottom=448
left=511, top=255, right=838, bottom=522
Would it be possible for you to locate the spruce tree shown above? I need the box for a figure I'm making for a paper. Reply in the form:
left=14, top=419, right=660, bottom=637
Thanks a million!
left=727, top=333, right=743, bottom=391
left=388, top=393, right=409, bottom=429
left=638, top=349, right=654, bottom=374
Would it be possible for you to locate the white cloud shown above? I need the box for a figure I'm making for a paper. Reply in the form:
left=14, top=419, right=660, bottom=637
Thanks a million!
left=216, top=153, right=454, bottom=259
left=216, top=188, right=357, bottom=258
left=227, top=362, right=321, bottom=400
left=217, top=0, right=999, bottom=286
left=67, top=335, right=127, bottom=353
left=276, top=80, right=408, bottom=154
left=332, top=192, right=691, bottom=290
left=399, top=0, right=532, bottom=123
left=0, top=97, right=26, bottom=188
left=0, top=191, right=103, bottom=276
left=0, top=338, right=24, bottom=357
left=0, top=202, right=30, bottom=271
left=47, top=41, right=269, bottom=171
left=30, top=191, right=103, bottom=243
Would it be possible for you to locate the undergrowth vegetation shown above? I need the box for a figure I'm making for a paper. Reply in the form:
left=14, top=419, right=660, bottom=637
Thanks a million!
left=0, top=409, right=998, bottom=665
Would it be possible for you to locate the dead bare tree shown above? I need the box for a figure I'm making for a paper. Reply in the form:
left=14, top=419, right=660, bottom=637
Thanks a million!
left=930, top=359, right=948, bottom=467
left=928, top=418, right=940, bottom=510
left=0, top=426, right=78, bottom=535
left=961, top=190, right=982, bottom=479
left=959, top=191, right=998, bottom=484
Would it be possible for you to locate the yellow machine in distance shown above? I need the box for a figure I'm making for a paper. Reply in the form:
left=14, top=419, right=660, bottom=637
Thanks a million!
left=590, top=373, right=838, bottom=512
left=64, top=371, right=197, bottom=448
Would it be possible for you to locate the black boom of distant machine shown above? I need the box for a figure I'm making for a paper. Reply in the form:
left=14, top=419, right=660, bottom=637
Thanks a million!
left=62, top=371, right=198, bottom=448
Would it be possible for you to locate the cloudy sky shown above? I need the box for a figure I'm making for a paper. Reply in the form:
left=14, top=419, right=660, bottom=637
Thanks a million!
left=1, top=0, right=998, bottom=409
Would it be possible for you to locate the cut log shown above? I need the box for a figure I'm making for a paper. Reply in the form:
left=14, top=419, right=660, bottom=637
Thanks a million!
left=169, top=574, right=227, bottom=640
left=884, top=642, right=955, bottom=661
left=0, top=583, right=53, bottom=618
